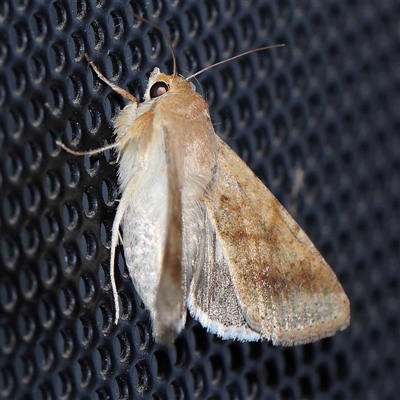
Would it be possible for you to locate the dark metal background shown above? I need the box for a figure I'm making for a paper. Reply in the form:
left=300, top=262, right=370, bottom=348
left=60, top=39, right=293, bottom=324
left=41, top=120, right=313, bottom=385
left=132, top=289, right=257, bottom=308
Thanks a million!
left=1, top=1, right=399, bottom=399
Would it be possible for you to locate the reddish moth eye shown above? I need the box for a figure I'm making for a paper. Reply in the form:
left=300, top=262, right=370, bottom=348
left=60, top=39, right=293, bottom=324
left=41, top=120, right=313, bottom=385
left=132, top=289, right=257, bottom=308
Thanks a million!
left=149, top=81, right=169, bottom=99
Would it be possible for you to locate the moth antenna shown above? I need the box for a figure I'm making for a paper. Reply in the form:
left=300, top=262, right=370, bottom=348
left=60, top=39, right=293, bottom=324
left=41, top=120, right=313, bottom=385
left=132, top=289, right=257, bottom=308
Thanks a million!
left=186, top=44, right=285, bottom=81
left=132, top=13, right=177, bottom=76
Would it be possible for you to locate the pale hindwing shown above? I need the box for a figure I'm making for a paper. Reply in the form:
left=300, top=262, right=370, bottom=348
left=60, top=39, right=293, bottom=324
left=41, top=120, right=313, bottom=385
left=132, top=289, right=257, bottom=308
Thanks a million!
left=192, top=136, right=350, bottom=345
left=187, top=210, right=262, bottom=341
left=120, top=121, right=171, bottom=338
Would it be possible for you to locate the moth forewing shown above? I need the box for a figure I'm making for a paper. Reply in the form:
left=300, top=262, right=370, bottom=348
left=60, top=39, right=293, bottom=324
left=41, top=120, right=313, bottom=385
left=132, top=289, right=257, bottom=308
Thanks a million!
left=153, top=125, right=184, bottom=340
left=196, top=136, right=350, bottom=345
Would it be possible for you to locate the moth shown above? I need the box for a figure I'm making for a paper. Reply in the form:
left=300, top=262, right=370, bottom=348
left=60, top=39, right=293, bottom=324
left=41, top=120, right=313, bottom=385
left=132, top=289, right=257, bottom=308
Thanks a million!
left=59, top=19, right=350, bottom=346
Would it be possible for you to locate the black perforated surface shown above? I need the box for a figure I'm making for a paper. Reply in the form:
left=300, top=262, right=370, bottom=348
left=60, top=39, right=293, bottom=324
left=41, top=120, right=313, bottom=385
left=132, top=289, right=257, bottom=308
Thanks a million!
left=1, top=1, right=399, bottom=399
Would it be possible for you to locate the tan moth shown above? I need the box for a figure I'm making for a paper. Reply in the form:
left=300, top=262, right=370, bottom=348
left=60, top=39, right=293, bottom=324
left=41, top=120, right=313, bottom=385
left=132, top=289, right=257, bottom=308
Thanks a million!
left=59, top=17, right=350, bottom=345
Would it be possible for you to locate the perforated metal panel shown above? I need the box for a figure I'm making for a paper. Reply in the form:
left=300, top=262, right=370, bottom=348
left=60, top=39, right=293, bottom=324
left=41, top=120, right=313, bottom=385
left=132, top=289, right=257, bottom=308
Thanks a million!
left=1, top=1, right=399, bottom=399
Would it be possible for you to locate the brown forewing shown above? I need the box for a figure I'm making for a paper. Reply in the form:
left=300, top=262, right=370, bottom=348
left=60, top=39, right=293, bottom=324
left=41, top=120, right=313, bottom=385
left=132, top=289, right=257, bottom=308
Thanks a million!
left=204, top=136, right=350, bottom=345
left=154, top=125, right=184, bottom=342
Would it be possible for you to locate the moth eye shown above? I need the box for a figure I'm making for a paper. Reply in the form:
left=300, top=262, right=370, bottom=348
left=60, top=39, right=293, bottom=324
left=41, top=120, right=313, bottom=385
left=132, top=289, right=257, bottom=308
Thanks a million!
left=149, top=81, right=169, bottom=98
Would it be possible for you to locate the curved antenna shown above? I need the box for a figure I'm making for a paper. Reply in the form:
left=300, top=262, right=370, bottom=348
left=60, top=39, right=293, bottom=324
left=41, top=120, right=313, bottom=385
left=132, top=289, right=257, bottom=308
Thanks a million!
left=132, top=13, right=177, bottom=76
left=186, top=44, right=285, bottom=81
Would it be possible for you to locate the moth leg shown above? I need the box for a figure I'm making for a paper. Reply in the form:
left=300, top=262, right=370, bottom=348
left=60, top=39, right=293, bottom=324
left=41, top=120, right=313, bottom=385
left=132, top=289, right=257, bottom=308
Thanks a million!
left=109, top=173, right=139, bottom=324
left=85, top=54, right=138, bottom=104
left=56, top=140, right=120, bottom=156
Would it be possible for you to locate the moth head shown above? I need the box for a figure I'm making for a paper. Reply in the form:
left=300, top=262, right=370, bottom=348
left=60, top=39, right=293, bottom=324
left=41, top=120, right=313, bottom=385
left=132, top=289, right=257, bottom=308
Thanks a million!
left=142, top=68, right=169, bottom=102
left=143, top=68, right=196, bottom=102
